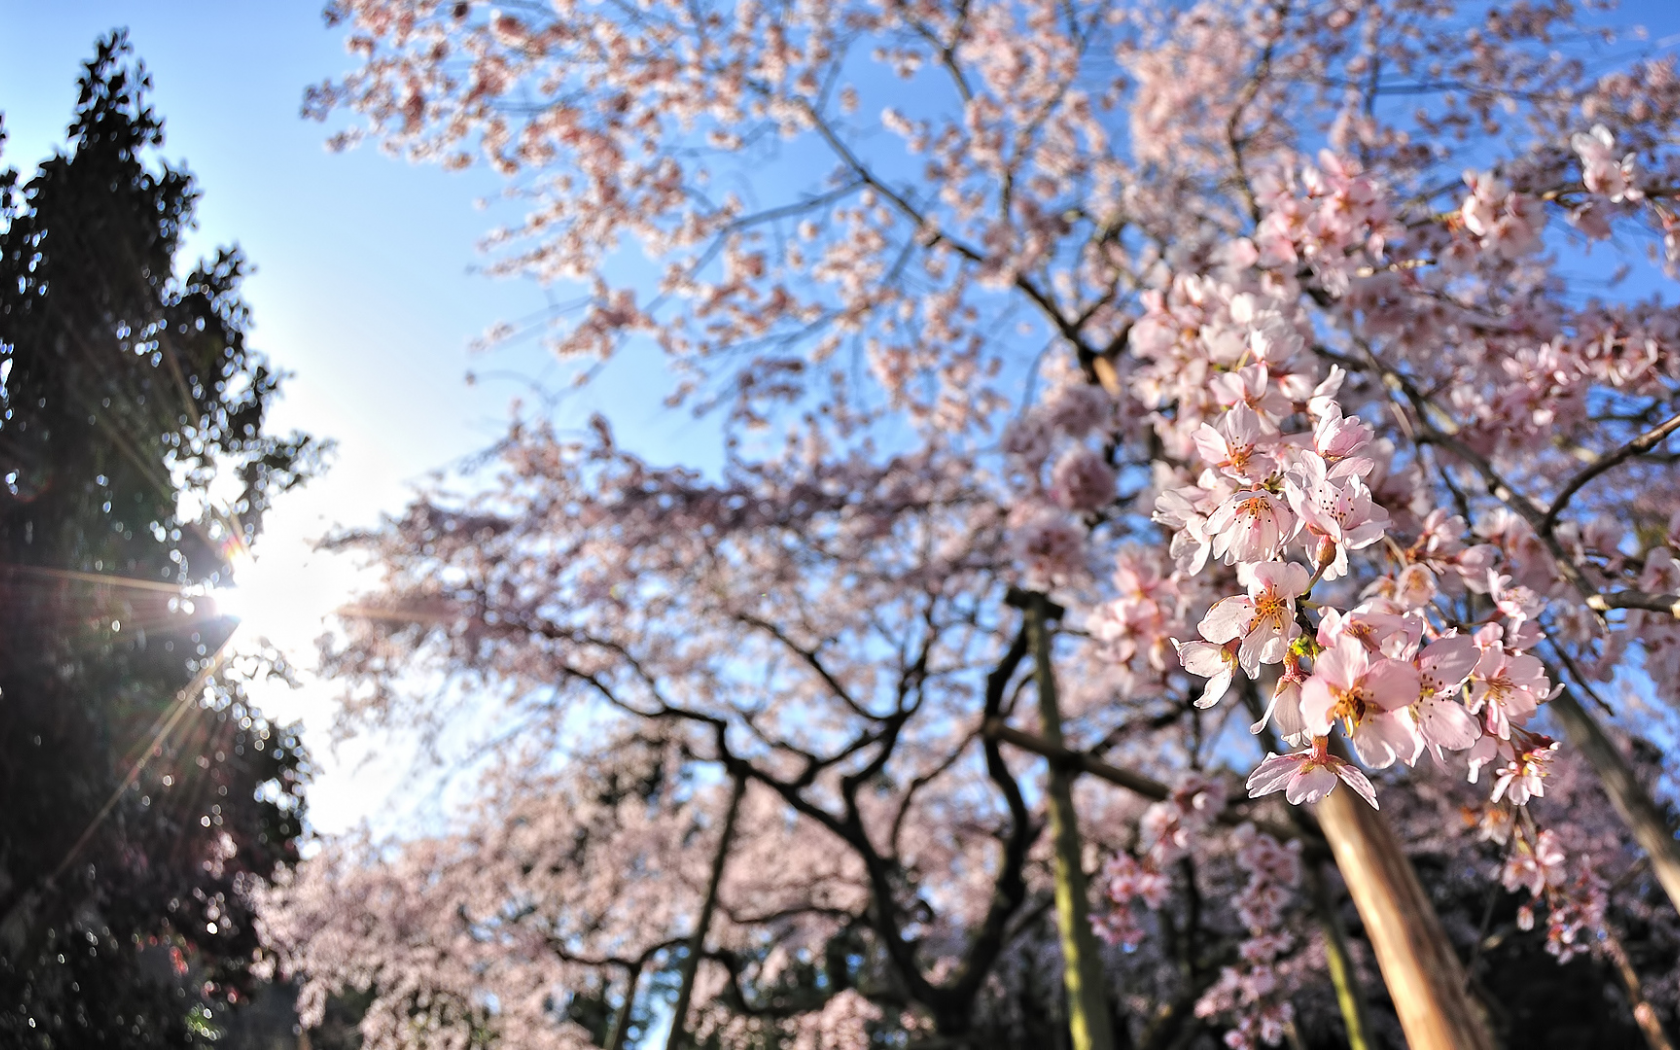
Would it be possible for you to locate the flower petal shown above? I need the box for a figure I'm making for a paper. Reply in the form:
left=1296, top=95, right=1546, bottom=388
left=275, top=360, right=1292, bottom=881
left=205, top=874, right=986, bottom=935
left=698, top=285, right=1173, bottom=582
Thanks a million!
left=1333, top=761, right=1380, bottom=809
left=1365, top=658, right=1421, bottom=712
left=1298, top=677, right=1338, bottom=737
left=1285, top=763, right=1339, bottom=804
left=1195, top=667, right=1235, bottom=709
left=1198, top=596, right=1252, bottom=644
left=1416, top=696, right=1480, bottom=752
left=1417, top=635, right=1477, bottom=699
left=1246, top=752, right=1302, bottom=798
left=1351, top=711, right=1423, bottom=769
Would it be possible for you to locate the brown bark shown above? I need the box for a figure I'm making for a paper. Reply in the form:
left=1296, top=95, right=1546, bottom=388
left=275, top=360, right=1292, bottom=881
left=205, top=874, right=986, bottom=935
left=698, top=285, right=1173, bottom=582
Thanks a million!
left=1313, top=788, right=1494, bottom=1050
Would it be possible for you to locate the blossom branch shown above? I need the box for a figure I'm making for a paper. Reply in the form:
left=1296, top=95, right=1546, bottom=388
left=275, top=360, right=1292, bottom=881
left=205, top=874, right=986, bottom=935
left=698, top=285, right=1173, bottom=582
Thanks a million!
left=1329, top=341, right=1680, bottom=620
left=1541, top=410, right=1680, bottom=535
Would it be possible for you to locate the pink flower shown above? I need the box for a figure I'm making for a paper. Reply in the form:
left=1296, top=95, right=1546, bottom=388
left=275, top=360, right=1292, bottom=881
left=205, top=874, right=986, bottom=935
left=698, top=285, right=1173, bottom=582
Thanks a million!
left=1153, top=485, right=1217, bottom=574
left=1104, top=853, right=1172, bottom=910
left=1193, top=403, right=1275, bottom=484
left=1466, top=733, right=1559, bottom=806
left=1251, top=652, right=1310, bottom=741
left=1205, top=489, right=1296, bottom=566
left=1568, top=201, right=1613, bottom=240
left=1411, top=634, right=1481, bottom=757
left=1045, top=383, right=1113, bottom=437
left=1001, top=413, right=1053, bottom=466
left=1501, top=828, right=1567, bottom=896
left=1049, top=446, right=1117, bottom=512
left=1209, top=364, right=1289, bottom=429
left=1012, top=506, right=1086, bottom=588
left=1571, top=124, right=1639, bottom=203
left=1283, top=454, right=1388, bottom=580
left=1245, top=309, right=1305, bottom=368
left=1488, top=571, right=1543, bottom=629
left=1299, top=635, right=1422, bottom=769
left=1392, top=563, right=1437, bottom=609
left=1467, top=649, right=1550, bottom=739
left=1307, top=365, right=1346, bottom=419
left=1315, top=604, right=1418, bottom=659
left=1197, top=561, right=1311, bottom=675
left=1494, top=737, right=1560, bottom=806
left=1310, top=404, right=1375, bottom=478
left=1460, top=170, right=1546, bottom=259
left=1453, top=544, right=1500, bottom=590
left=1246, top=739, right=1378, bottom=808
left=1175, top=638, right=1239, bottom=708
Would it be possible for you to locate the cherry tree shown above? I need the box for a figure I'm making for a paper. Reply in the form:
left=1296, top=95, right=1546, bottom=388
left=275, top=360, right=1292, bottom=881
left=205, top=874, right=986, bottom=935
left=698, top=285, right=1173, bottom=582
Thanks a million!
left=268, top=1, right=1680, bottom=1047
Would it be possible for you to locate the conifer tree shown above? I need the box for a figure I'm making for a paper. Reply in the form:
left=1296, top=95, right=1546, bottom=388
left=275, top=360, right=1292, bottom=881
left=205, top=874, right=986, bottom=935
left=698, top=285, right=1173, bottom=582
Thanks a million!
left=0, top=34, right=318, bottom=1047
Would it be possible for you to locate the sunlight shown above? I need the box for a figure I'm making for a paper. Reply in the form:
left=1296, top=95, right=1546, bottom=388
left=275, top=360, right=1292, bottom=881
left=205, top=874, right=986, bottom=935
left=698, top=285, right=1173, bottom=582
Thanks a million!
left=208, top=579, right=249, bottom=626
left=195, top=532, right=350, bottom=664
left=201, top=544, right=301, bottom=653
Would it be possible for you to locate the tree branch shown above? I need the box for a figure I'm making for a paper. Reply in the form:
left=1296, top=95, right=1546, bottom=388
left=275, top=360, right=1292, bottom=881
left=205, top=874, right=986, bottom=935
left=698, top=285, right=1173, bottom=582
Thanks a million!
left=1541, top=411, right=1680, bottom=534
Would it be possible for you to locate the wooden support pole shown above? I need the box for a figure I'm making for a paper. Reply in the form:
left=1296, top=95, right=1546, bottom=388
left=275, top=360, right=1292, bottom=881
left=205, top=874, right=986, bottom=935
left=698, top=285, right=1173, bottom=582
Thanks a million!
left=1313, top=787, right=1494, bottom=1050
left=1022, top=592, right=1116, bottom=1050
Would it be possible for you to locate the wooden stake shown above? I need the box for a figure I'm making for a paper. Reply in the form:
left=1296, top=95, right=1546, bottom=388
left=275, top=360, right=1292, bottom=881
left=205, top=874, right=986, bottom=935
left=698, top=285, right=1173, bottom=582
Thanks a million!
left=1305, top=860, right=1372, bottom=1050
left=606, top=960, right=644, bottom=1050
left=1313, top=788, right=1494, bottom=1050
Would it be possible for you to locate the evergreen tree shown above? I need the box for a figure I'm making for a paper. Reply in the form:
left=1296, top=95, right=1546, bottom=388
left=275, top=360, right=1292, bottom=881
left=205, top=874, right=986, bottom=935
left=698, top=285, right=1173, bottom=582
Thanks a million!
left=0, top=33, right=318, bottom=1047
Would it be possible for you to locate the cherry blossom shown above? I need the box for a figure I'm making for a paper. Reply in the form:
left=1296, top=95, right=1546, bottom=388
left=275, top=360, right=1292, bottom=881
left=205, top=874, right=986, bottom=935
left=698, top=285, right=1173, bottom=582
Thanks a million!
left=1410, top=635, right=1481, bottom=759
left=1174, top=638, right=1238, bottom=709
left=1204, top=489, right=1297, bottom=567
left=1298, top=635, right=1422, bottom=770
left=1195, top=560, right=1310, bottom=677
left=1246, top=739, right=1379, bottom=809
left=1572, top=125, right=1640, bottom=203
left=1193, top=403, right=1275, bottom=484
left=1468, top=649, right=1552, bottom=740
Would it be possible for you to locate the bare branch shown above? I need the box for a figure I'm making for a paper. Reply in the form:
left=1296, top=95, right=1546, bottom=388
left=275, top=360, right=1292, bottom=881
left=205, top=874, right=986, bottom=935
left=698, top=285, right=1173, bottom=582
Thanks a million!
left=1542, top=411, right=1680, bottom=534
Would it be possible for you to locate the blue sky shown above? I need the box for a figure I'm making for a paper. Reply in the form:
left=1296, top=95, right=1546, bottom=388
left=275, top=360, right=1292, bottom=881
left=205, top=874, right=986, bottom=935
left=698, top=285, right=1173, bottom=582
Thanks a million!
left=0, top=3, right=715, bottom=836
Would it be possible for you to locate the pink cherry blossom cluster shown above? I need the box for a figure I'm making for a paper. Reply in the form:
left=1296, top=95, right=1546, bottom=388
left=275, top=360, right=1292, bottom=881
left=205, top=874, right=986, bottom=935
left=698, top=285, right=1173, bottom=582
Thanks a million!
left=1493, top=822, right=1611, bottom=965
left=1001, top=366, right=1125, bottom=589
left=1093, top=775, right=1222, bottom=949
left=1192, top=825, right=1302, bottom=1050
left=1156, top=315, right=1559, bottom=809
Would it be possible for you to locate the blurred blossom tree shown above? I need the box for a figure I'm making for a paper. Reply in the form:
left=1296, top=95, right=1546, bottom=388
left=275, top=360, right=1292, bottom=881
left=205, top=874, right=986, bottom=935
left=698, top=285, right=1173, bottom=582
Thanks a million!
left=0, top=33, right=320, bottom=1048
left=269, top=1, right=1680, bottom=1047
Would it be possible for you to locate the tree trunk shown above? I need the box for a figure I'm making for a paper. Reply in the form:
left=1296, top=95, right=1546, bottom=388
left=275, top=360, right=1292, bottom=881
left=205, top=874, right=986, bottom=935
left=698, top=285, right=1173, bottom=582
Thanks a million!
left=1549, top=691, right=1680, bottom=917
left=1025, top=593, right=1116, bottom=1050
left=666, top=774, right=746, bottom=1050
left=1313, top=788, right=1494, bottom=1050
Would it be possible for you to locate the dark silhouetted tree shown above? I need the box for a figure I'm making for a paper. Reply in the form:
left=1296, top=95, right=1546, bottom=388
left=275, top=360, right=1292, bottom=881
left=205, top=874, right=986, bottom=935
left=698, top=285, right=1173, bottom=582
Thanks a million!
left=0, top=33, right=319, bottom=1048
